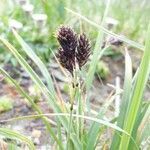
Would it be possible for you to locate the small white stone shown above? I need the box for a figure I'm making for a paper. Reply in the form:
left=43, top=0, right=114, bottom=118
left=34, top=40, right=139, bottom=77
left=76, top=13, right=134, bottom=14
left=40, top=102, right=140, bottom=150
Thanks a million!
left=31, top=129, right=41, bottom=138
left=33, top=138, right=40, bottom=145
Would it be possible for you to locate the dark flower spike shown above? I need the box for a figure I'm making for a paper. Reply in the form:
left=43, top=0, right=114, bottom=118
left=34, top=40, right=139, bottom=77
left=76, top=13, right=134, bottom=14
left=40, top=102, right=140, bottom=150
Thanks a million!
left=56, top=26, right=91, bottom=75
left=76, top=33, right=91, bottom=69
left=57, top=26, right=77, bottom=54
left=57, top=47, right=75, bottom=73
left=57, top=26, right=77, bottom=74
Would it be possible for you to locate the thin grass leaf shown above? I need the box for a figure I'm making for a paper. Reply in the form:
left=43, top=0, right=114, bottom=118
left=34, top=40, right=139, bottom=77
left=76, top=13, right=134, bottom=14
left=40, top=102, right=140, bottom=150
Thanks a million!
left=137, top=104, right=150, bottom=145
left=75, top=86, right=84, bottom=145
left=0, top=37, right=60, bottom=112
left=0, top=36, right=64, bottom=110
left=0, top=68, right=43, bottom=114
left=0, top=67, right=63, bottom=149
left=0, top=128, right=35, bottom=150
left=8, top=143, right=18, bottom=150
left=12, top=29, right=55, bottom=93
left=84, top=1, right=111, bottom=148
left=0, top=113, right=129, bottom=135
left=0, top=112, right=138, bottom=149
left=0, top=37, right=81, bottom=148
left=119, top=23, right=150, bottom=150
left=85, top=0, right=110, bottom=91
left=40, top=0, right=52, bottom=24
left=87, top=91, right=115, bottom=150
left=65, top=8, right=144, bottom=51
left=111, top=49, right=133, bottom=149
left=128, top=102, right=150, bottom=149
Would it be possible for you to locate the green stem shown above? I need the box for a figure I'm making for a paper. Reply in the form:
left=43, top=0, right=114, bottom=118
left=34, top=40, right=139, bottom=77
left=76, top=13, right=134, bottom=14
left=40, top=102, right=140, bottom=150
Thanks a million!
left=67, top=71, right=76, bottom=149
left=67, top=104, right=73, bottom=150
left=77, top=88, right=83, bottom=140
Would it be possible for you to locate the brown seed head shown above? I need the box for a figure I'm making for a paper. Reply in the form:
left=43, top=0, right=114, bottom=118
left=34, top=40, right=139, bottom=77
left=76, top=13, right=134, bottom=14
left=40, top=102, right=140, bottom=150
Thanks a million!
left=57, top=47, right=75, bottom=73
left=76, top=33, right=91, bottom=68
left=57, top=26, right=77, bottom=74
left=57, top=26, right=77, bottom=54
left=56, top=26, right=91, bottom=74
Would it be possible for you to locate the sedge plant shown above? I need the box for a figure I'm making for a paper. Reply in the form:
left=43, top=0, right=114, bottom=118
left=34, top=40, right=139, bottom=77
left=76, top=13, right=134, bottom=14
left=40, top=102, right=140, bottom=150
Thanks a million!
left=0, top=5, right=150, bottom=150
left=56, top=26, right=90, bottom=149
left=0, top=25, right=130, bottom=149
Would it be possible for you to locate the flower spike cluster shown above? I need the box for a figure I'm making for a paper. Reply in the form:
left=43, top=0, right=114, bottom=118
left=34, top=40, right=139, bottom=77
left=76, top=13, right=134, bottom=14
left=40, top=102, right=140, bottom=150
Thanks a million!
left=76, top=33, right=90, bottom=68
left=56, top=26, right=90, bottom=75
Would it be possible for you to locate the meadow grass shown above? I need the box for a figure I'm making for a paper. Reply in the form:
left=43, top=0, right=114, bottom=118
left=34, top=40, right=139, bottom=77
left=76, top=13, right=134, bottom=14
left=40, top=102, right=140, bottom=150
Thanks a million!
left=0, top=0, right=150, bottom=149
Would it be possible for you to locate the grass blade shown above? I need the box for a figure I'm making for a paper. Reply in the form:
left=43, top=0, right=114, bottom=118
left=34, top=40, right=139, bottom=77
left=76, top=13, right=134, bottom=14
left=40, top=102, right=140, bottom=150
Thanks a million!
left=85, top=0, right=110, bottom=91
left=84, top=1, right=111, bottom=148
left=12, top=29, right=55, bottom=93
left=0, top=128, right=35, bottom=150
left=110, top=49, right=132, bottom=149
left=87, top=92, right=115, bottom=150
left=65, top=8, right=144, bottom=51
left=0, top=37, right=57, bottom=110
left=0, top=113, right=129, bottom=135
left=119, top=23, right=150, bottom=150
left=137, top=104, right=150, bottom=145
left=0, top=37, right=81, bottom=148
left=0, top=67, right=63, bottom=149
left=128, top=102, right=150, bottom=149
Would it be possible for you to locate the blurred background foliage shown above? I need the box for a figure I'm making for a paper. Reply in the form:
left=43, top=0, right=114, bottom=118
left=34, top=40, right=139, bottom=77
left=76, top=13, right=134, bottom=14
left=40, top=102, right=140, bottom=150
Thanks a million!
left=0, top=0, right=150, bottom=65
